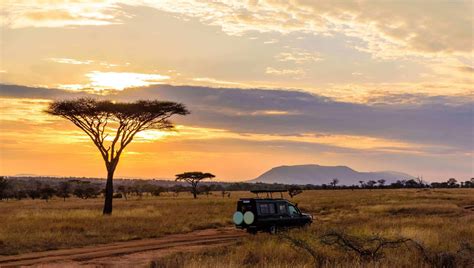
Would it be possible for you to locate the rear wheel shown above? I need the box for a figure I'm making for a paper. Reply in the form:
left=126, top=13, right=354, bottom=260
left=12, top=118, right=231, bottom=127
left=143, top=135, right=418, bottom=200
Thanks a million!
left=247, top=228, right=257, bottom=235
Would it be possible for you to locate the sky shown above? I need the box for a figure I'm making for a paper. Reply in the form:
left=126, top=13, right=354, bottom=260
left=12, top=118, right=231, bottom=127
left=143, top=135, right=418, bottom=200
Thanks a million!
left=0, top=0, right=472, bottom=182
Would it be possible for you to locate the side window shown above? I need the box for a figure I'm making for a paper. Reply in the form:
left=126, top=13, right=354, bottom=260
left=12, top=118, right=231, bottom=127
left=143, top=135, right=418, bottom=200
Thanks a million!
left=259, top=203, right=276, bottom=214
left=278, top=203, right=287, bottom=214
left=288, top=205, right=299, bottom=216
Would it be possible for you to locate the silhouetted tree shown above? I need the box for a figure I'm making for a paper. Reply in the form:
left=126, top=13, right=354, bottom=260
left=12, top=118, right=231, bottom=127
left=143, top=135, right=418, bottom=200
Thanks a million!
left=74, top=186, right=100, bottom=199
left=27, top=189, right=41, bottom=200
left=40, top=186, right=56, bottom=202
left=377, top=179, right=386, bottom=188
left=0, top=177, right=9, bottom=200
left=151, top=186, right=166, bottom=196
left=366, top=180, right=377, bottom=188
left=359, top=180, right=365, bottom=188
left=175, top=172, right=215, bottom=199
left=330, top=178, right=339, bottom=188
left=57, top=181, right=71, bottom=201
left=14, top=190, right=28, bottom=200
left=463, top=179, right=473, bottom=188
left=46, top=98, right=189, bottom=215
left=117, top=185, right=129, bottom=200
left=288, top=186, right=303, bottom=198
left=405, top=179, right=421, bottom=188
left=200, top=185, right=212, bottom=197
left=447, top=178, right=458, bottom=188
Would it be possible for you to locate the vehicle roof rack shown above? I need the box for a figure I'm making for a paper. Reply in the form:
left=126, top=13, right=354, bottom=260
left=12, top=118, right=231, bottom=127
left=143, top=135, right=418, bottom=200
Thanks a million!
left=250, top=189, right=287, bottom=198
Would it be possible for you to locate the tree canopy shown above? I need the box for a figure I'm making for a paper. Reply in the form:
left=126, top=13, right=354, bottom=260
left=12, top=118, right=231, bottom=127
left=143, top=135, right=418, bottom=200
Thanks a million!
left=175, top=172, right=215, bottom=199
left=46, top=97, right=189, bottom=214
left=46, top=98, right=189, bottom=166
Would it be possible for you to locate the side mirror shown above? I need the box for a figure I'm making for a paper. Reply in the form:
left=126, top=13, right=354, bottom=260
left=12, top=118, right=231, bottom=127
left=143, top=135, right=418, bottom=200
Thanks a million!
left=295, top=203, right=298, bottom=207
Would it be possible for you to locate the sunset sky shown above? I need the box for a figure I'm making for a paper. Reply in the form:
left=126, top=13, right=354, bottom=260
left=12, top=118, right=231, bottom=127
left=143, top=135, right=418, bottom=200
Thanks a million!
left=0, top=0, right=472, bottom=182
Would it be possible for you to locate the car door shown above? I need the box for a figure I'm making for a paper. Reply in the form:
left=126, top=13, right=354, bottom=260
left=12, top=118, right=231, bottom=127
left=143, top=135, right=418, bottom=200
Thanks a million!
left=276, top=202, right=291, bottom=228
left=287, top=204, right=302, bottom=226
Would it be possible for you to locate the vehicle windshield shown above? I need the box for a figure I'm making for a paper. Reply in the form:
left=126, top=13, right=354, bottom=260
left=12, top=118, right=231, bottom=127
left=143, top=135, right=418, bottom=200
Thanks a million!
left=288, top=205, right=300, bottom=216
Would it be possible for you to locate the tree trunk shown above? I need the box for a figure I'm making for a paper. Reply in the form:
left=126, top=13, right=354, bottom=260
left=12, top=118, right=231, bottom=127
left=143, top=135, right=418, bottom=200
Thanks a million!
left=192, top=187, right=197, bottom=199
left=103, top=168, right=114, bottom=215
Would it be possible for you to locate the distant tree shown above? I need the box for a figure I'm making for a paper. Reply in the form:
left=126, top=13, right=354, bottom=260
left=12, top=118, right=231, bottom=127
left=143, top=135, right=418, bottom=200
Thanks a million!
left=14, top=190, right=28, bottom=200
left=129, top=184, right=144, bottom=199
left=40, top=186, right=56, bottom=202
left=405, top=179, right=420, bottom=188
left=330, top=178, right=339, bottom=188
left=0, top=177, right=9, bottom=200
left=221, top=190, right=232, bottom=198
left=463, top=179, right=473, bottom=188
left=46, top=98, right=188, bottom=214
left=175, top=172, right=215, bottom=199
left=117, top=185, right=129, bottom=200
left=377, top=179, right=386, bottom=188
left=359, top=180, right=365, bottom=188
left=57, top=181, right=71, bottom=201
left=27, top=189, right=41, bottom=200
left=151, top=186, right=166, bottom=197
left=170, top=185, right=186, bottom=197
left=73, top=181, right=100, bottom=199
left=447, top=178, right=458, bottom=188
left=415, top=176, right=424, bottom=185
left=200, top=185, right=212, bottom=197
left=366, top=180, right=377, bottom=188
left=288, top=186, right=303, bottom=198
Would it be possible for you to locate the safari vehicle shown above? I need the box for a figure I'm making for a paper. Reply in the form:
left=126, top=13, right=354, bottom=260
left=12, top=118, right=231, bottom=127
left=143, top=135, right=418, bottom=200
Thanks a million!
left=232, top=190, right=313, bottom=234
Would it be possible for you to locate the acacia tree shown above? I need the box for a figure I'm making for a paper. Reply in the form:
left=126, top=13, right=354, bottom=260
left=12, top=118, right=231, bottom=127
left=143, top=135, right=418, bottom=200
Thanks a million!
left=46, top=98, right=189, bottom=214
left=288, top=186, right=303, bottom=198
left=175, top=172, right=215, bottom=199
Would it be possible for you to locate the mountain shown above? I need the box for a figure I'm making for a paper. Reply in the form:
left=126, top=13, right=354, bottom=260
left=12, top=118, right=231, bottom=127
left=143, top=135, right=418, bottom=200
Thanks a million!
left=250, top=164, right=415, bottom=185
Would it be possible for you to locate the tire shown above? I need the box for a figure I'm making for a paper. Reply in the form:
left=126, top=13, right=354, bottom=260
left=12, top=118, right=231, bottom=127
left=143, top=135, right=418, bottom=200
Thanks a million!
left=247, top=228, right=257, bottom=235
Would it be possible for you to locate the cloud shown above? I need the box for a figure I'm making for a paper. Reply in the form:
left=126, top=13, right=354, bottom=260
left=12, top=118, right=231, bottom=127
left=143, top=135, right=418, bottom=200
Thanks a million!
left=191, top=77, right=243, bottom=86
left=3, top=1, right=471, bottom=59
left=1, top=83, right=471, bottom=155
left=275, top=49, right=323, bottom=64
left=265, top=67, right=305, bottom=77
left=126, top=0, right=473, bottom=59
left=47, top=58, right=94, bottom=65
left=1, top=1, right=127, bottom=28
left=458, top=65, right=474, bottom=73
left=46, top=57, right=127, bottom=68
left=83, top=71, right=170, bottom=91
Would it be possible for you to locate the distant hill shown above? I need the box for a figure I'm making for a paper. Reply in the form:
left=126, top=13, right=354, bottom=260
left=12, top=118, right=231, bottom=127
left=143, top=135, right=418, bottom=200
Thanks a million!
left=250, top=164, right=415, bottom=185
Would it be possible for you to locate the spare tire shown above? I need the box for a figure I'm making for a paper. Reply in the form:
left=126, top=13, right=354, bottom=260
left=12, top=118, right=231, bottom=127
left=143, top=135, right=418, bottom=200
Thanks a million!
left=233, top=211, right=244, bottom=225
left=243, top=211, right=255, bottom=225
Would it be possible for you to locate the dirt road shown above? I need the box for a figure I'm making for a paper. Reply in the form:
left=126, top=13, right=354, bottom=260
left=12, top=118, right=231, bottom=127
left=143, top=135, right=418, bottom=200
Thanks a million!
left=0, top=228, right=246, bottom=267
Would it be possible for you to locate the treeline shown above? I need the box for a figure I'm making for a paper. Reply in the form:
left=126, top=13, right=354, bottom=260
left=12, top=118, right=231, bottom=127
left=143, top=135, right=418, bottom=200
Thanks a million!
left=0, top=176, right=234, bottom=201
left=0, top=176, right=472, bottom=201
left=320, top=177, right=474, bottom=189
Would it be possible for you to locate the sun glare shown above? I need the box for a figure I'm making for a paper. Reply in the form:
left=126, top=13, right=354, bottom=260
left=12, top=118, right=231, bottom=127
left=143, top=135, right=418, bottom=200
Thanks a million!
left=86, top=71, right=170, bottom=91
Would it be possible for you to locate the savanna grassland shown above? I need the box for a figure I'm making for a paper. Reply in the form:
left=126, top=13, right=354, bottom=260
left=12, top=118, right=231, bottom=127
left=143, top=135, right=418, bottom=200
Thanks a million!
left=1, top=189, right=473, bottom=267
left=153, top=189, right=474, bottom=267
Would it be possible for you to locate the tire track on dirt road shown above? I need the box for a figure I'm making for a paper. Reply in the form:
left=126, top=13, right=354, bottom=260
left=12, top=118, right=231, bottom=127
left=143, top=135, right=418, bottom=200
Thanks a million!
left=0, top=228, right=246, bottom=267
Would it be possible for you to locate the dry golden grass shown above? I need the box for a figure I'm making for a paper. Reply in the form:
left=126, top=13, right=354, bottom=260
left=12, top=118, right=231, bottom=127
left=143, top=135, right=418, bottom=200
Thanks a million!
left=0, top=192, right=236, bottom=255
left=152, top=189, right=474, bottom=267
left=1, top=189, right=473, bottom=267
